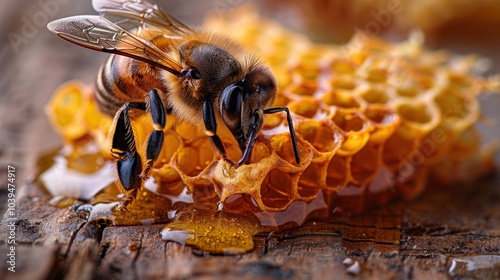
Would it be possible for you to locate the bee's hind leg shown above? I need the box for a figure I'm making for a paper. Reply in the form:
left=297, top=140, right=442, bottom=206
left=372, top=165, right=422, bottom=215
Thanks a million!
left=111, top=102, right=146, bottom=209
left=111, top=89, right=167, bottom=209
left=140, top=89, right=166, bottom=179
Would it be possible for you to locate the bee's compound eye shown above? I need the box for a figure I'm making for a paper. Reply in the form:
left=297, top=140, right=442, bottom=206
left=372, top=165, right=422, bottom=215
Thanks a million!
left=181, top=69, right=202, bottom=80
left=221, top=84, right=242, bottom=118
left=190, top=69, right=201, bottom=80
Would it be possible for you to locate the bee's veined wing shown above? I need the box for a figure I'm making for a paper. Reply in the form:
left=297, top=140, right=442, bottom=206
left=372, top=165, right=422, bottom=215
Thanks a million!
left=92, top=0, right=191, bottom=35
left=47, top=15, right=182, bottom=76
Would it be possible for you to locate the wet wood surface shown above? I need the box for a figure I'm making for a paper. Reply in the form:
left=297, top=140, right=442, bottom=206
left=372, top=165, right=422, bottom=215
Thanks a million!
left=0, top=172, right=499, bottom=279
left=1, top=1, right=500, bottom=279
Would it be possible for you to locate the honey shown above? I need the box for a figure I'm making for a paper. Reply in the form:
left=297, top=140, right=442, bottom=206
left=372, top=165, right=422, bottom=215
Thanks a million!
left=42, top=7, right=499, bottom=253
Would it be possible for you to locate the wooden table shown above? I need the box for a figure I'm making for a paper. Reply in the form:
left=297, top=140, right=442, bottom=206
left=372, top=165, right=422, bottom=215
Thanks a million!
left=1, top=1, right=499, bottom=279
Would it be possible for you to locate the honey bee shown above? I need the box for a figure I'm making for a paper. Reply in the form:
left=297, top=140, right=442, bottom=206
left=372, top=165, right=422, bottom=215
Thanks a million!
left=47, top=0, right=300, bottom=207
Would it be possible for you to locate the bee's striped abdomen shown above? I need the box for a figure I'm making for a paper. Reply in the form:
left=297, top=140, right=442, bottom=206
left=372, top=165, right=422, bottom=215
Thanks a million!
left=94, top=54, right=166, bottom=116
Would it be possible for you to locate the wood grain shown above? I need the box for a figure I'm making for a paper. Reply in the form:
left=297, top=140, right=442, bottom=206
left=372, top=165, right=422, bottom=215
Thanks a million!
left=1, top=1, right=499, bottom=279
left=0, top=176, right=498, bottom=279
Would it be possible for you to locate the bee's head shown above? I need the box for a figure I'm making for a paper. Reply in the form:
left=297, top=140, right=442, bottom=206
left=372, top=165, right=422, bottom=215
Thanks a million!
left=219, top=64, right=276, bottom=152
left=178, top=40, right=276, bottom=153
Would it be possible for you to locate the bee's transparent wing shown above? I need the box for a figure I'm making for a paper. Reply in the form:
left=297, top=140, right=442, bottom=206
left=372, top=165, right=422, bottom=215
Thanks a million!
left=92, top=0, right=191, bottom=35
left=47, top=15, right=182, bottom=76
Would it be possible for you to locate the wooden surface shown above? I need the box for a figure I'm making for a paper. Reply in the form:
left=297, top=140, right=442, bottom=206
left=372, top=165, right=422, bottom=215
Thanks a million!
left=1, top=1, right=500, bottom=279
left=1, top=175, right=499, bottom=279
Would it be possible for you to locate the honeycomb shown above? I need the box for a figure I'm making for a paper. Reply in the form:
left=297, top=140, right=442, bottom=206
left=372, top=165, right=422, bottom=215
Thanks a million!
left=46, top=7, right=499, bottom=217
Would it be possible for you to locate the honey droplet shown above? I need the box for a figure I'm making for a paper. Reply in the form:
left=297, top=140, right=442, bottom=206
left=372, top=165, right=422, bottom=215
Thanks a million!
left=161, top=209, right=263, bottom=254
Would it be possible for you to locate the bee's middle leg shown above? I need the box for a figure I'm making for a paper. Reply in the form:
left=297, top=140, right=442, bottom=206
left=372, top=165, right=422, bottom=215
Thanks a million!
left=202, top=99, right=233, bottom=164
left=140, top=89, right=166, bottom=179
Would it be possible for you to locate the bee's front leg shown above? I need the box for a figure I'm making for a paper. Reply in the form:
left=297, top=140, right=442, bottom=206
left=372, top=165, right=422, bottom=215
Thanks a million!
left=237, top=113, right=259, bottom=165
left=264, top=107, right=300, bottom=164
